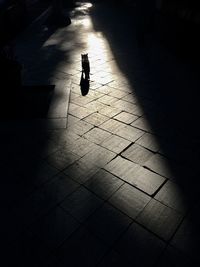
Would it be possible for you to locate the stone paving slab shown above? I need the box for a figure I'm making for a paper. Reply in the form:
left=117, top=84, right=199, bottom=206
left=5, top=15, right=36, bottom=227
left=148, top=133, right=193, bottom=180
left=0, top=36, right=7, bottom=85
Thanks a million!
left=4, top=1, right=200, bottom=266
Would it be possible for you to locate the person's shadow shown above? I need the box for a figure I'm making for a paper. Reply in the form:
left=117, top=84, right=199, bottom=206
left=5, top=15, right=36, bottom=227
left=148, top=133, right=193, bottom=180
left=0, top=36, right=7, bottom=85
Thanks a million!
left=80, top=71, right=90, bottom=96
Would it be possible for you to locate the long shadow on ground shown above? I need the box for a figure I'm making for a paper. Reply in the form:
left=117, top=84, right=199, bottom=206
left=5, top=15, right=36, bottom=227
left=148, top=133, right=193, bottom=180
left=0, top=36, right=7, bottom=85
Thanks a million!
left=90, top=2, right=200, bottom=262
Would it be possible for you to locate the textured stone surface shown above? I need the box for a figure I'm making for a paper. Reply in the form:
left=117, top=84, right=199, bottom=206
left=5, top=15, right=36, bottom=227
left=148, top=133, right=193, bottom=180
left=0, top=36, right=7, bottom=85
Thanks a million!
left=155, top=180, right=188, bottom=213
left=137, top=199, right=183, bottom=241
left=122, top=143, right=154, bottom=165
left=84, top=169, right=124, bottom=200
left=101, top=134, right=131, bottom=153
left=83, top=127, right=112, bottom=144
left=136, top=132, right=160, bottom=152
left=144, top=154, right=174, bottom=179
left=61, top=186, right=103, bottom=222
left=109, top=183, right=151, bottom=219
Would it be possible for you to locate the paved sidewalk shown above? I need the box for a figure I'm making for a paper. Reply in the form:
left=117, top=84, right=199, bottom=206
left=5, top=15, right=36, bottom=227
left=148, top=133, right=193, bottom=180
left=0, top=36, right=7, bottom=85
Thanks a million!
left=2, top=1, right=200, bottom=267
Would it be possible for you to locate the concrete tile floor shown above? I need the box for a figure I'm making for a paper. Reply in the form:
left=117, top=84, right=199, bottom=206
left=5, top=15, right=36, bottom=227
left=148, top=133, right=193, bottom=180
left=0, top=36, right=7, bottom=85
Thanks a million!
left=2, top=1, right=200, bottom=266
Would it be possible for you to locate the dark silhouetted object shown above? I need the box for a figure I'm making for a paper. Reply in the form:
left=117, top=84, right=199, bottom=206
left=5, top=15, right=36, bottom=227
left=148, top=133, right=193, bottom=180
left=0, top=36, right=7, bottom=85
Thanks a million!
left=80, top=71, right=90, bottom=96
left=81, top=53, right=90, bottom=80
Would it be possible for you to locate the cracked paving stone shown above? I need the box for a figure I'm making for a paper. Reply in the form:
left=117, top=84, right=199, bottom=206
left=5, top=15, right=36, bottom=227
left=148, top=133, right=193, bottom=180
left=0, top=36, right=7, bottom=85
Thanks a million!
left=83, top=127, right=112, bottom=144
left=109, top=162, right=166, bottom=195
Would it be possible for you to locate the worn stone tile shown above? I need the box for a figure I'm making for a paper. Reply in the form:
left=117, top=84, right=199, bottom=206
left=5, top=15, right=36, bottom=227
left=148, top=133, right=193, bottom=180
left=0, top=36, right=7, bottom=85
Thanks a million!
left=81, top=145, right=116, bottom=168
left=108, top=88, right=129, bottom=99
left=115, top=163, right=165, bottom=195
left=155, top=180, right=188, bottom=214
left=109, top=80, right=128, bottom=90
left=122, top=93, right=138, bottom=104
left=30, top=206, right=80, bottom=250
left=63, top=157, right=100, bottom=184
left=86, top=203, right=131, bottom=245
left=131, top=117, right=153, bottom=132
left=99, top=119, right=126, bottom=134
left=137, top=199, right=183, bottom=241
left=71, top=95, right=94, bottom=106
left=144, top=154, right=174, bottom=180
left=115, top=222, right=165, bottom=267
left=68, top=102, right=80, bottom=113
left=97, top=95, right=118, bottom=106
left=70, top=92, right=79, bottom=101
left=116, top=124, right=144, bottom=142
left=46, top=149, right=80, bottom=170
left=68, top=105, right=94, bottom=119
left=56, top=226, right=108, bottom=267
left=101, top=135, right=131, bottom=154
left=122, top=143, right=154, bottom=165
left=83, top=112, right=109, bottom=126
left=49, top=127, right=79, bottom=146
left=88, top=90, right=104, bottom=100
left=83, top=127, right=112, bottom=144
left=136, top=132, right=160, bottom=152
left=104, top=156, right=138, bottom=182
left=114, top=111, right=138, bottom=124
left=67, top=136, right=98, bottom=157
left=94, top=75, right=114, bottom=85
left=85, top=169, right=124, bottom=200
left=109, top=183, right=151, bottom=219
left=89, top=81, right=103, bottom=90
left=113, top=100, right=143, bottom=116
left=85, top=101, right=108, bottom=112
left=67, top=120, right=94, bottom=136
left=61, top=186, right=103, bottom=222
left=98, top=106, right=121, bottom=117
